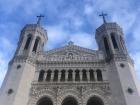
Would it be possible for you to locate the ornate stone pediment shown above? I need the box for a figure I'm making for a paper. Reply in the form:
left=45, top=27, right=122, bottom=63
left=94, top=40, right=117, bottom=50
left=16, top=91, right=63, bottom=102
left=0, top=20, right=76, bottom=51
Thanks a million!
left=38, top=42, right=104, bottom=62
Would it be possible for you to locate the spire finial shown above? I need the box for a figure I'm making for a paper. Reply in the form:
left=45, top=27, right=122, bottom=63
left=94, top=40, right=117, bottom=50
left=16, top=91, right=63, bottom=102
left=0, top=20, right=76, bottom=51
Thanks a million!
left=68, top=41, right=74, bottom=45
left=99, top=12, right=107, bottom=23
left=36, top=14, right=45, bottom=24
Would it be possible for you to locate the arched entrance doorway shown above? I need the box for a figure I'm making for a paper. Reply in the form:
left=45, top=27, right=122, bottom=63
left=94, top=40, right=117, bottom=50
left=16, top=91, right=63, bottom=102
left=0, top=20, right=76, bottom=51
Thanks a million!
left=37, top=97, right=53, bottom=105
left=62, top=97, right=78, bottom=105
left=87, top=96, right=104, bottom=105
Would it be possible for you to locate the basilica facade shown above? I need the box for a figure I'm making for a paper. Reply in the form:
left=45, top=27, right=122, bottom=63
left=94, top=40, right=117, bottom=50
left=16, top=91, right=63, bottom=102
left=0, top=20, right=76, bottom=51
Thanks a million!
left=0, top=20, right=140, bottom=105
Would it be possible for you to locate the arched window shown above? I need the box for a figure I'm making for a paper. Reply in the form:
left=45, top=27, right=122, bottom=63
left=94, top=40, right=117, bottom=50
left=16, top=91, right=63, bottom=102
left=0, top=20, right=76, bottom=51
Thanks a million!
left=87, top=96, right=104, bottom=105
left=103, top=37, right=110, bottom=56
left=82, top=70, right=87, bottom=81
left=37, top=97, right=53, bottom=105
left=89, top=69, right=94, bottom=81
left=75, top=70, right=80, bottom=81
left=60, top=70, right=65, bottom=81
left=111, top=33, right=118, bottom=49
left=38, top=70, right=45, bottom=82
left=96, top=70, right=103, bottom=81
left=33, top=37, right=40, bottom=52
left=68, top=70, right=73, bottom=81
left=24, top=35, right=32, bottom=50
left=46, top=70, right=52, bottom=81
left=120, top=36, right=125, bottom=50
left=53, top=70, right=58, bottom=81
left=62, top=97, right=78, bottom=105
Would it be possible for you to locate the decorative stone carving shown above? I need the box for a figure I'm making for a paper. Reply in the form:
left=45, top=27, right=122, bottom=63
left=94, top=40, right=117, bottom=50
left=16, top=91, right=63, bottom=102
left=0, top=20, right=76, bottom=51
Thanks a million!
left=28, top=82, right=112, bottom=105
left=37, top=44, right=104, bottom=62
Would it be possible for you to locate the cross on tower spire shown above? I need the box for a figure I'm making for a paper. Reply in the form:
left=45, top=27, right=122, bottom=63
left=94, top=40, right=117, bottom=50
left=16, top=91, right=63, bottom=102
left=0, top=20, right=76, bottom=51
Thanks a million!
left=99, top=12, right=107, bottom=23
left=36, top=14, right=45, bottom=25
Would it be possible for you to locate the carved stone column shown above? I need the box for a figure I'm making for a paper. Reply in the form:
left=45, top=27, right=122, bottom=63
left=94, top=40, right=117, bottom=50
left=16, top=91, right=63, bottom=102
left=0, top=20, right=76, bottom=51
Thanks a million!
left=87, top=70, right=90, bottom=82
left=34, top=71, right=39, bottom=81
left=44, top=71, right=47, bottom=81
left=79, top=70, right=82, bottom=81
left=51, top=70, right=54, bottom=82
left=58, top=70, right=61, bottom=82
left=94, top=70, right=97, bottom=81
left=65, top=70, right=68, bottom=81
left=73, top=70, right=75, bottom=82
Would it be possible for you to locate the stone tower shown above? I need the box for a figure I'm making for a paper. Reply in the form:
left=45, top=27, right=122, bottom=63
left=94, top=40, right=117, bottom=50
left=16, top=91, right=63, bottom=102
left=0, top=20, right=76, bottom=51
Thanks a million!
left=0, top=24, right=47, bottom=105
left=95, top=22, right=140, bottom=105
left=0, top=19, right=140, bottom=105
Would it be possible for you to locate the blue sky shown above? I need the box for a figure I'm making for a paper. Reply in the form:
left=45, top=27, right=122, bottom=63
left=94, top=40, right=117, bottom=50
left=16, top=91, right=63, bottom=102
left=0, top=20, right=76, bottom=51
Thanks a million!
left=0, top=0, right=140, bottom=87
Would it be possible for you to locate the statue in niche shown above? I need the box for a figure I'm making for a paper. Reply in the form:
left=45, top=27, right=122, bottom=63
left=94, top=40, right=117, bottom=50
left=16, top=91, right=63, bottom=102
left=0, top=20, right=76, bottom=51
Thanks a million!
left=67, top=53, right=74, bottom=59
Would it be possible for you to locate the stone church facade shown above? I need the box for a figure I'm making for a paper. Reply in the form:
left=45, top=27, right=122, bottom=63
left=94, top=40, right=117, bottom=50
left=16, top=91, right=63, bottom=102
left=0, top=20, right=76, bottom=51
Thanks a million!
left=0, top=20, right=140, bottom=105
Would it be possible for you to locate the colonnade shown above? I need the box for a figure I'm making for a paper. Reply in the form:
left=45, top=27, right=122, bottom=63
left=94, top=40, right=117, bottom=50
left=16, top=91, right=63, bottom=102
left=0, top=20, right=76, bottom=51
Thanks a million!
left=38, top=69, right=103, bottom=82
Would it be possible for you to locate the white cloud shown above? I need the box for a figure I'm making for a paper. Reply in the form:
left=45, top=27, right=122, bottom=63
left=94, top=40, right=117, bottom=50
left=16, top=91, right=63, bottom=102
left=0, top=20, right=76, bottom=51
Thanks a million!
left=0, top=0, right=44, bottom=16
left=0, top=0, right=24, bottom=14
left=112, top=10, right=137, bottom=34
left=84, top=3, right=94, bottom=15
left=0, top=37, right=15, bottom=52
left=22, top=1, right=42, bottom=15
left=69, top=33, right=97, bottom=49
left=61, top=9, right=84, bottom=30
left=45, top=25, right=69, bottom=50
left=0, top=52, right=8, bottom=87
left=72, top=17, right=84, bottom=28
left=130, top=23, right=140, bottom=51
left=45, top=24, right=97, bottom=50
left=0, top=37, right=15, bottom=87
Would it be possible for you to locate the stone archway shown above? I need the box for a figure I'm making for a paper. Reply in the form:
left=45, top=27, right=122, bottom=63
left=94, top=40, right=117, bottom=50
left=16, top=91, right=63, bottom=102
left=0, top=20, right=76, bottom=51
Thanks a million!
left=62, top=97, right=78, bottom=105
left=37, top=97, right=53, bottom=105
left=87, top=96, right=104, bottom=105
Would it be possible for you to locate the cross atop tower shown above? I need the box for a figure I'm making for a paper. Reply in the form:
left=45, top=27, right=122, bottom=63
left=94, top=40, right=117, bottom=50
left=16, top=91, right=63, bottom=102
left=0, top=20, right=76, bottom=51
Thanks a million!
left=99, top=12, right=107, bottom=23
left=37, top=14, right=45, bottom=25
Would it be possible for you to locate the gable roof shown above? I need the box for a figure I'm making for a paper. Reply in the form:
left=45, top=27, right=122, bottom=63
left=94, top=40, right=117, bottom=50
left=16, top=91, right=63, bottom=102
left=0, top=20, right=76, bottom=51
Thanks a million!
left=38, top=43, right=104, bottom=62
